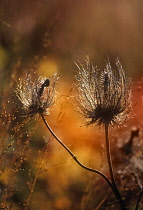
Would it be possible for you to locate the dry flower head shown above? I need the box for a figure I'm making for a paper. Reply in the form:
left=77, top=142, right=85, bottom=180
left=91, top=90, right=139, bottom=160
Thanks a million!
left=16, top=72, right=59, bottom=116
left=75, top=57, right=131, bottom=125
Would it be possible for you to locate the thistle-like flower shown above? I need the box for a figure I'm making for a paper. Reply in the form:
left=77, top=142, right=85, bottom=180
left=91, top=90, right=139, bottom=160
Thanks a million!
left=75, top=57, right=131, bottom=125
left=16, top=72, right=59, bottom=116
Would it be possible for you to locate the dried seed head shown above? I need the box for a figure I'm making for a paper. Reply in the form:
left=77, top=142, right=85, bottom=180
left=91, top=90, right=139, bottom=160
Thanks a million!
left=16, top=73, right=59, bottom=116
left=75, top=57, right=131, bottom=125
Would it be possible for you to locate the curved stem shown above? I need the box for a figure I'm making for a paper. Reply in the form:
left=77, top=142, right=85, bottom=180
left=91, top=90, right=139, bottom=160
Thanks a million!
left=41, top=113, right=113, bottom=191
left=105, top=123, right=127, bottom=210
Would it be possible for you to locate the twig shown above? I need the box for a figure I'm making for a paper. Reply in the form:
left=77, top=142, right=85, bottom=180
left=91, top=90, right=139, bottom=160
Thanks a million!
left=24, top=146, right=48, bottom=209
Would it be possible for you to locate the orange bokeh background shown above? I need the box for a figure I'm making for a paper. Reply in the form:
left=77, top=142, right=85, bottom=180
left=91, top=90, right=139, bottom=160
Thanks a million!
left=0, top=0, right=143, bottom=209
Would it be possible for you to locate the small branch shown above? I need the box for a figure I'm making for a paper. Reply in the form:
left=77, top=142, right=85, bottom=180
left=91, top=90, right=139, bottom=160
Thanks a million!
left=25, top=146, right=48, bottom=209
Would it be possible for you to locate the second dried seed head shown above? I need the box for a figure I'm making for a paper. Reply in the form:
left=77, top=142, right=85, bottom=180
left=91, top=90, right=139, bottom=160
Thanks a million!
left=75, top=57, right=131, bottom=126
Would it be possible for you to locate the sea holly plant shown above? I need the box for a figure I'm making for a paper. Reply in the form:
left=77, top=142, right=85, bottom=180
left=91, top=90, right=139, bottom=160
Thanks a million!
left=15, top=58, right=137, bottom=209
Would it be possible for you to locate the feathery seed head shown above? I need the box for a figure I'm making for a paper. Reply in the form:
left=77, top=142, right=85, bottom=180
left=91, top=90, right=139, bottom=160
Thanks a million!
left=16, top=72, right=59, bottom=116
left=75, top=57, right=131, bottom=125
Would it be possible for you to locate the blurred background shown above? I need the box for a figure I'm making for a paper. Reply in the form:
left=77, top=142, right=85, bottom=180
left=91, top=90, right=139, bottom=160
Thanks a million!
left=0, top=0, right=143, bottom=209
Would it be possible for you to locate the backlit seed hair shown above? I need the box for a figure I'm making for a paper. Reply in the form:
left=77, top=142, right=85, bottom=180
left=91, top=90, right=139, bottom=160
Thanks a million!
left=75, top=57, right=131, bottom=125
left=16, top=73, right=59, bottom=116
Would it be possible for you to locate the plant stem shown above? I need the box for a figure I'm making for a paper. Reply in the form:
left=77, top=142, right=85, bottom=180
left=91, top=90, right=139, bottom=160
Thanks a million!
left=105, top=123, right=127, bottom=210
left=135, top=188, right=143, bottom=210
left=41, top=114, right=113, bottom=186
left=41, top=113, right=125, bottom=206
